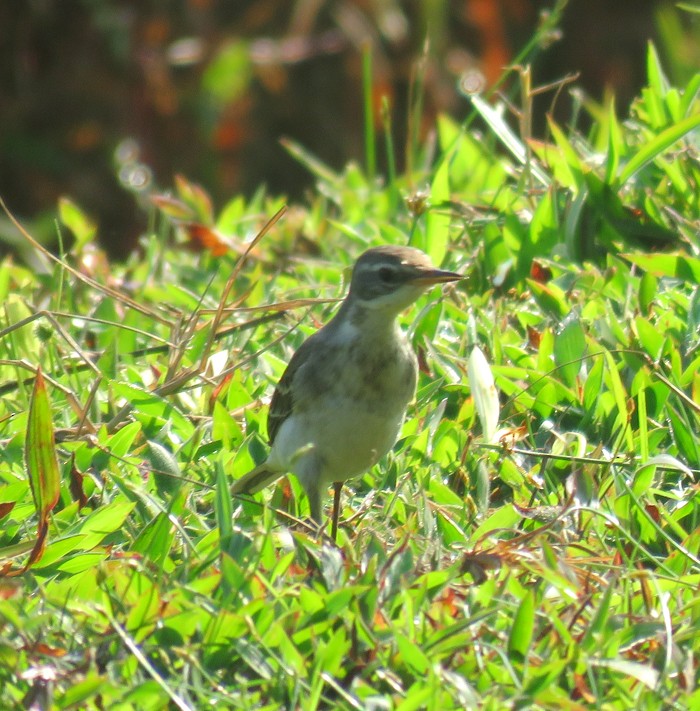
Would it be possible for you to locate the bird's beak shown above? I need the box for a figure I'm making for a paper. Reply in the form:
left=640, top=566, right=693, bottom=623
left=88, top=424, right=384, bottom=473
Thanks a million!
left=410, top=268, right=462, bottom=286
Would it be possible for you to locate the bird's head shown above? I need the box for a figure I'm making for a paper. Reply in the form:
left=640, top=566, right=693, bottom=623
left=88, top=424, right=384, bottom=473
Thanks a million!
left=348, top=245, right=461, bottom=314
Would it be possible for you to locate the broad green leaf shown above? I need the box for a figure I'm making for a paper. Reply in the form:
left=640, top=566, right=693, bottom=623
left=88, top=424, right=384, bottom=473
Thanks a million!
left=132, top=512, right=176, bottom=567
left=634, top=316, right=665, bottom=361
left=527, top=279, right=569, bottom=319
left=107, top=420, right=142, bottom=459
left=553, top=313, right=586, bottom=388
left=78, top=500, right=137, bottom=549
left=508, top=590, right=534, bottom=660
left=395, top=633, right=431, bottom=675
left=622, top=252, right=700, bottom=283
left=583, top=355, right=605, bottom=412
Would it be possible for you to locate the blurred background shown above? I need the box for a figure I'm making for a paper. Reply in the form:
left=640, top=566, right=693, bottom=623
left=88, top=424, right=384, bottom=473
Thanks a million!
left=1, top=0, right=697, bottom=257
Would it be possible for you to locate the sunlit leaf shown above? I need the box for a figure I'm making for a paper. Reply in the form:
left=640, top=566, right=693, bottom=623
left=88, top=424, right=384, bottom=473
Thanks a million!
left=622, top=252, right=700, bottom=283
left=22, top=368, right=61, bottom=570
left=467, top=346, right=499, bottom=442
left=421, top=155, right=450, bottom=266
left=617, top=111, right=700, bottom=186
left=508, top=590, right=534, bottom=661
left=58, top=197, right=97, bottom=249
left=553, top=312, right=586, bottom=388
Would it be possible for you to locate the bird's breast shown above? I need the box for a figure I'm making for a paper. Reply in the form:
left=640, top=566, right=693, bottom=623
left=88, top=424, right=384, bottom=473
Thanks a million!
left=273, top=329, right=418, bottom=484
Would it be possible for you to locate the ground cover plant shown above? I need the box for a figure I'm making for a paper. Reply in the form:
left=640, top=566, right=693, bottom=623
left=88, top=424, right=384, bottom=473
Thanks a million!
left=1, top=31, right=699, bottom=711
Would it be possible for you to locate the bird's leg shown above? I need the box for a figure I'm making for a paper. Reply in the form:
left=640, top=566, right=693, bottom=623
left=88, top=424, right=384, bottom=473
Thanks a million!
left=331, top=482, right=343, bottom=542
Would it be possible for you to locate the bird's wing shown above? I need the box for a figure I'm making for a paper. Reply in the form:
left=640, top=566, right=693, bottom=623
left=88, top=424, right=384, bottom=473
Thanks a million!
left=267, top=332, right=323, bottom=445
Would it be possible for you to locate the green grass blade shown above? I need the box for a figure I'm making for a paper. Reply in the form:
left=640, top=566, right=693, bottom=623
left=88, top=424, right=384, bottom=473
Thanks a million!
left=617, top=112, right=700, bottom=185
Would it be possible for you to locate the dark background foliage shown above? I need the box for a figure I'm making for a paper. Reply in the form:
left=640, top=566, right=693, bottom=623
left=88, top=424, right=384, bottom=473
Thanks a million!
left=0, top=0, right=693, bottom=256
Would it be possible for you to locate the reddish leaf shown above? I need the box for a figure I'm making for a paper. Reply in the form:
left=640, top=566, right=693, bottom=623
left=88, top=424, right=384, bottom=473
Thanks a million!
left=527, top=325, right=542, bottom=349
left=0, top=579, right=22, bottom=599
left=31, top=643, right=68, bottom=658
left=416, top=344, right=432, bottom=375
left=182, top=222, right=231, bottom=256
left=210, top=372, right=233, bottom=410
left=69, top=455, right=88, bottom=509
left=530, top=260, right=553, bottom=283
left=572, top=673, right=595, bottom=702
left=645, top=504, right=661, bottom=524
left=0, top=501, right=15, bottom=519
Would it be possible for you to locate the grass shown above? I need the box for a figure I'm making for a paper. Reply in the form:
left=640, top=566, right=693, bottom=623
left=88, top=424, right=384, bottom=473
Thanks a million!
left=1, top=40, right=699, bottom=709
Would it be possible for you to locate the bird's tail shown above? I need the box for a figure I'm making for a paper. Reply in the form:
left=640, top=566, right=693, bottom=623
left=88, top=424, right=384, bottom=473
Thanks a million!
left=231, top=464, right=282, bottom=495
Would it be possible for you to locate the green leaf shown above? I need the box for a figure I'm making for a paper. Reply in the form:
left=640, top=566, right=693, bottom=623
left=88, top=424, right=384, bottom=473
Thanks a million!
left=471, top=95, right=550, bottom=186
left=527, top=279, right=570, bottom=319
left=203, top=40, right=252, bottom=105
left=422, top=155, right=451, bottom=266
left=395, top=633, right=431, bottom=675
left=546, top=118, right=585, bottom=188
left=604, top=350, right=634, bottom=452
left=581, top=581, right=614, bottom=650
left=604, top=98, right=622, bottom=184
left=583, top=355, right=605, bottom=413
left=617, top=111, right=700, bottom=186
left=522, top=189, right=560, bottom=274
left=78, top=500, right=136, bottom=549
left=667, top=405, right=700, bottom=467
left=634, top=316, right=665, bottom=361
left=622, top=252, right=700, bottom=283
left=646, top=42, right=669, bottom=99
left=553, top=313, right=586, bottom=388
left=508, top=589, right=534, bottom=661
left=215, top=458, right=233, bottom=544
left=638, top=272, right=657, bottom=313
left=58, top=197, right=97, bottom=249
left=25, top=368, right=61, bottom=523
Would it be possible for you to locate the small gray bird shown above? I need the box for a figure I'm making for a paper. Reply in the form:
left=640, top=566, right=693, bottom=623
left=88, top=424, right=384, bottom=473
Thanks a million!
left=231, top=245, right=461, bottom=539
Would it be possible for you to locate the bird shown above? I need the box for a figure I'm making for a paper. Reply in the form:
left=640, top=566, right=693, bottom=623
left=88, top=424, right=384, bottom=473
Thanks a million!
left=231, top=245, right=461, bottom=540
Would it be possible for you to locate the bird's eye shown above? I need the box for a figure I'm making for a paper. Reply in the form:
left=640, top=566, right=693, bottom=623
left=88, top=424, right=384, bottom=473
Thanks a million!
left=378, top=267, right=396, bottom=282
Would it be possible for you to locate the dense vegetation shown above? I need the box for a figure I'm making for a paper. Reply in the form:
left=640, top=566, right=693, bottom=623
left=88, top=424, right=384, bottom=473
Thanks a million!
left=1, top=30, right=699, bottom=711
